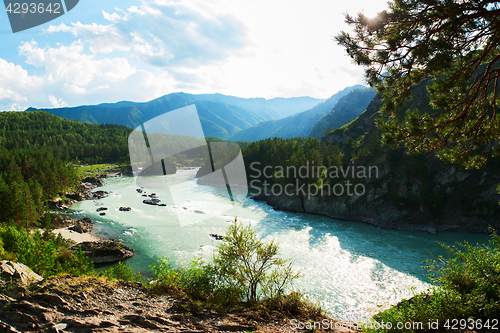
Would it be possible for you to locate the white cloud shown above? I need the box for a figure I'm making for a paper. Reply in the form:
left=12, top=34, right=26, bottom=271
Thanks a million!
left=0, top=58, right=43, bottom=110
left=44, top=1, right=247, bottom=67
left=0, top=41, right=167, bottom=110
left=48, top=95, right=67, bottom=107
left=102, top=10, right=122, bottom=22
left=0, top=0, right=390, bottom=111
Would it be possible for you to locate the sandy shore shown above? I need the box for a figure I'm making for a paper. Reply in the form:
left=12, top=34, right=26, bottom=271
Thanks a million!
left=53, top=227, right=100, bottom=243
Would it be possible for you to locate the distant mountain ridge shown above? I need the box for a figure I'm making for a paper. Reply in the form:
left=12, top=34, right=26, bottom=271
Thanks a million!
left=192, top=93, right=324, bottom=120
left=26, top=92, right=324, bottom=140
left=229, top=84, right=368, bottom=141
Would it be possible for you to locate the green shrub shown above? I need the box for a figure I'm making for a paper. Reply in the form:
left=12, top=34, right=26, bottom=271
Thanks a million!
left=150, top=257, right=181, bottom=291
left=365, top=228, right=500, bottom=332
left=100, top=262, right=142, bottom=283
left=0, top=225, right=93, bottom=277
left=262, top=291, right=324, bottom=318
left=212, top=219, right=300, bottom=303
left=149, top=219, right=301, bottom=309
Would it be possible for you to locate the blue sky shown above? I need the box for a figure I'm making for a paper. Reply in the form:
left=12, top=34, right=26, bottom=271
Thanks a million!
left=0, top=0, right=389, bottom=110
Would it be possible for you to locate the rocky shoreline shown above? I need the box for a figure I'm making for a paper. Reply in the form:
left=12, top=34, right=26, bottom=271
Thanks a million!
left=249, top=185, right=499, bottom=234
left=49, top=174, right=136, bottom=265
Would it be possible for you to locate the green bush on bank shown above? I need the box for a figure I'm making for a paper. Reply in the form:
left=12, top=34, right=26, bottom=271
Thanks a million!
left=365, top=229, right=500, bottom=332
left=0, top=224, right=93, bottom=277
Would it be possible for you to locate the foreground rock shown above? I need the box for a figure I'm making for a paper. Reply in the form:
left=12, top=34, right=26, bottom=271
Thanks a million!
left=75, top=241, right=135, bottom=264
left=0, top=275, right=359, bottom=333
left=0, top=261, right=43, bottom=287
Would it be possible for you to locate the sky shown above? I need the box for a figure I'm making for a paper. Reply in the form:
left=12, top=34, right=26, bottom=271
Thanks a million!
left=0, top=0, right=390, bottom=110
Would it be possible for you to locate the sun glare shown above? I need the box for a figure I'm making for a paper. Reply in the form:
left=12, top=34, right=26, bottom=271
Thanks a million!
left=361, top=6, right=382, bottom=19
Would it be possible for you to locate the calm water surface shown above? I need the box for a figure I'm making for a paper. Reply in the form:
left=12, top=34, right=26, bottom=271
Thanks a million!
left=68, top=170, right=488, bottom=320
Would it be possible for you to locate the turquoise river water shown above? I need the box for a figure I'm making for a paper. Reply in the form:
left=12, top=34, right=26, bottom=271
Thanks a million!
left=67, top=169, right=489, bottom=321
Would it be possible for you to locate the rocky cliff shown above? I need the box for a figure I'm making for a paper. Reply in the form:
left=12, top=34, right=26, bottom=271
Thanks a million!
left=252, top=88, right=500, bottom=234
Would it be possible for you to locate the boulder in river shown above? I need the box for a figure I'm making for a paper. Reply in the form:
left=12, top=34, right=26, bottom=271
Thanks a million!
left=143, top=199, right=161, bottom=205
left=96, top=207, right=108, bottom=212
left=119, top=207, right=132, bottom=211
left=209, top=233, right=224, bottom=241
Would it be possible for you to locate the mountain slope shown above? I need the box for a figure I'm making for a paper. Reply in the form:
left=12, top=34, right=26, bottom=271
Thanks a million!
left=317, top=81, right=500, bottom=232
left=229, top=84, right=368, bottom=141
left=309, top=88, right=376, bottom=139
left=243, top=77, right=500, bottom=232
left=27, top=93, right=324, bottom=140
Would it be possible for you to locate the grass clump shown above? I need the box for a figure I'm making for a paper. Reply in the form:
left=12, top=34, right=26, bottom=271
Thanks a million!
left=364, top=228, right=500, bottom=332
left=99, top=262, right=142, bottom=283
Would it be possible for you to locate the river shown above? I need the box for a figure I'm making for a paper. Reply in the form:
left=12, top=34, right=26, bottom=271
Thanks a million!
left=68, top=169, right=489, bottom=321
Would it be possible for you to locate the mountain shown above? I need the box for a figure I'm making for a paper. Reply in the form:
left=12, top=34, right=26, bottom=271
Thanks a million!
left=229, top=85, right=368, bottom=141
left=26, top=93, right=324, bottom=140
left=309, top=88, right=376, bottom=139
left=193, top=94, right=324, bottom=120
left=26, top=93, right=261, bottom=140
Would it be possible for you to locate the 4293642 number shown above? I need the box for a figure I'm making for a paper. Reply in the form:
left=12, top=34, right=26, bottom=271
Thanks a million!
left=444, top=319, right=498, bottom=330
left=5, top=2, right=61, bottom=14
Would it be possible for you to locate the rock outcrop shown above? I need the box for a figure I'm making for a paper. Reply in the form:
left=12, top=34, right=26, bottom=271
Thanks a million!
left=74, top=241, right=135, bottom=264
left=143, top=199, right=161, bottom=206
left=68, top=218, right=94, bottom=234
left=0, top=261, right=43, bottom=287
left=0, top=275, right=356, bottom=333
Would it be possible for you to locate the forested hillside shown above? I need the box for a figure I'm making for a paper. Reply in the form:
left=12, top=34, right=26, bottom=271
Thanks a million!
left=245, top=81, right=500, bottom=233
left=1, top=111, right=131, bottom=164
left=0, top=111, right=131, bottom=227
left=229, top=85, right=367, bottom=141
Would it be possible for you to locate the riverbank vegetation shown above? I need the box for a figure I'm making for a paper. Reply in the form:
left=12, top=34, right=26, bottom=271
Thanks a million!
left=0, top=225, right=93, bottom=277
left=0, top=111, right=133, bottom=229
left=365, top=230, right=500, bottom=332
